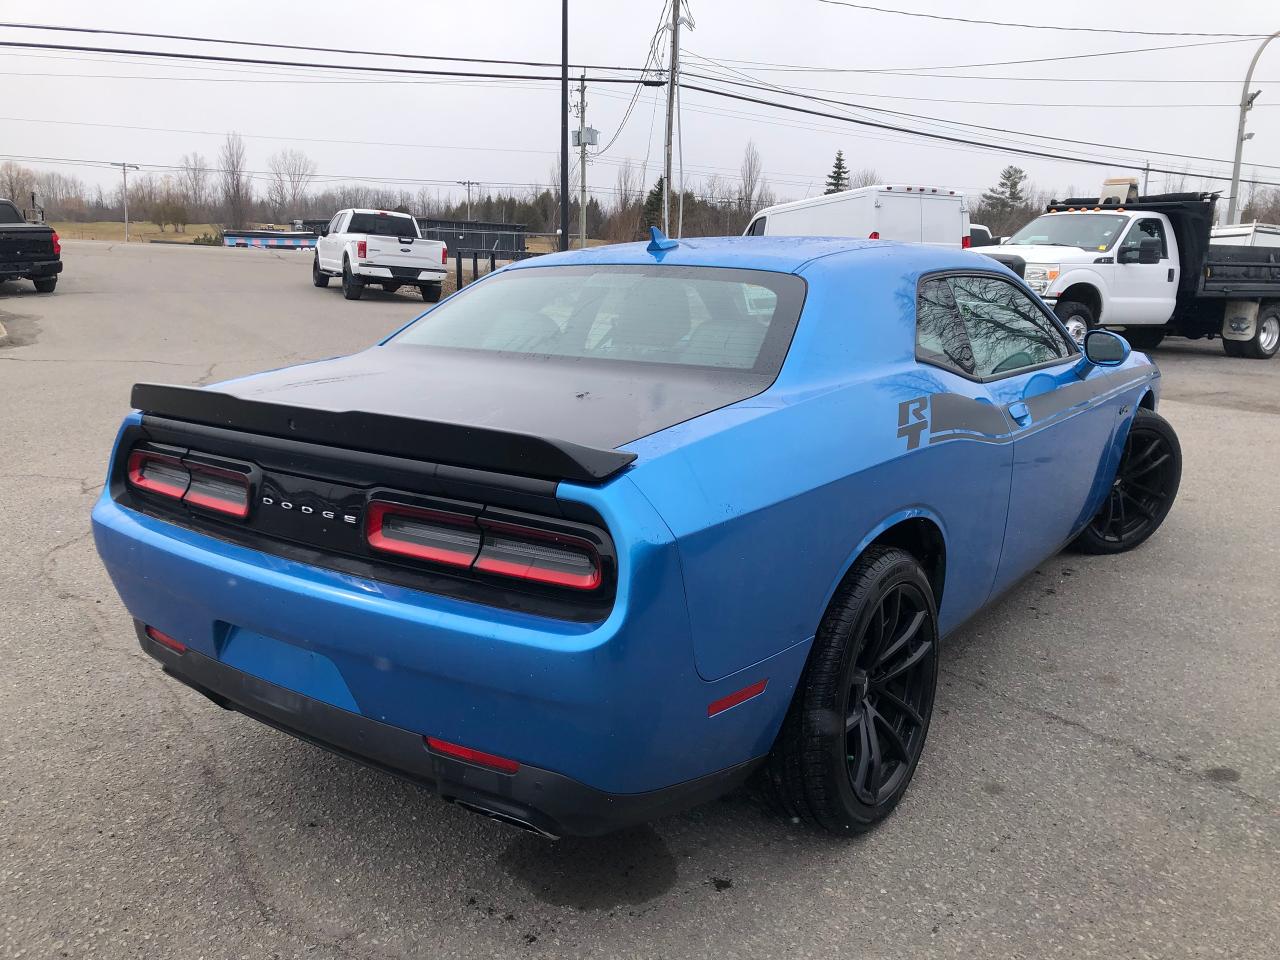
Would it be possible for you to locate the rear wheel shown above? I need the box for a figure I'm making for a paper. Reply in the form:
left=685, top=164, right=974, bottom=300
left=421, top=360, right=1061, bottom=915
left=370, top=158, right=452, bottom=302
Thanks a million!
left=766, top=546, right=939, bottom=834
left=1072, top=408, right=1181, bottom=554
left=33, top=276, right=57, bottom=293
left=1054, top=300, right=1096, bottom=343
left=312, top=255, right=329, bottom=288
left=1123, top=327, right=1165, bottom=351
left=341, top=259, right=363, bottom=301
left=420, top=282, right=443, bottom=303
left=1223, top=304, right=1280, bottom=359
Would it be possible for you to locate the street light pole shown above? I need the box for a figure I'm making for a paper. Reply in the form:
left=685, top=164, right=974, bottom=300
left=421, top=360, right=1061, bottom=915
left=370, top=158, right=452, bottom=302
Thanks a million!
left=662, top=0, right=681, bottom=234
left=559, top=0, right=570, bottom=252
left=1227, top=31, right=1279, bottom=225
left=112, top=162, right=140, bottom=242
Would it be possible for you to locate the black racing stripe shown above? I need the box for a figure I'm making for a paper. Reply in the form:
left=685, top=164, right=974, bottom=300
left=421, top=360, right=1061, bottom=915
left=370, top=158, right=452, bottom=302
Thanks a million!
left=1022, top=368, right=1148, bottom=421
left=928, top=392, right=1010, bottom=438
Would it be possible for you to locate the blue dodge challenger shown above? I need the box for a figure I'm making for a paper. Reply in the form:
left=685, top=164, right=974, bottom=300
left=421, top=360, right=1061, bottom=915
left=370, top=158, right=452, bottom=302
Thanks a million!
left=92, top=233, right=1181, bottom=837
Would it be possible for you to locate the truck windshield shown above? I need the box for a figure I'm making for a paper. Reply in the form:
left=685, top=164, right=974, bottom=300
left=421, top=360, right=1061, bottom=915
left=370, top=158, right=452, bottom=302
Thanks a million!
left=1007, top=213, right=1129, bottom=251
left=390, top=264, right=806, bottom=374
left=347, top=212, right=419, bottom=237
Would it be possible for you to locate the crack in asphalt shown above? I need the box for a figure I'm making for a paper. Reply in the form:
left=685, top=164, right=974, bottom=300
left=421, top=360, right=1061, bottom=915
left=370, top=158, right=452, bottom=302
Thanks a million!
left=942, top=667, right=1274, bottom=812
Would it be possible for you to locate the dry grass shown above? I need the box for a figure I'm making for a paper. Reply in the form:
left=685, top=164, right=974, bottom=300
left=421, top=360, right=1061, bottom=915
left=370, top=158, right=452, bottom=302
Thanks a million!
left=49, top=221, right=226, bottom=243
left=524, top=236, right=610, bottom=254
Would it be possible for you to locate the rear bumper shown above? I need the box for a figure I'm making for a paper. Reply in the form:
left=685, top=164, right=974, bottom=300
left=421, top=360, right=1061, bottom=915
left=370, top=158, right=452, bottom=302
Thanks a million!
left=354, top=263, right=446, bottom=282
left=138, top=622, right=763, bottom=837
left=0, top=258, right=61, bottom=280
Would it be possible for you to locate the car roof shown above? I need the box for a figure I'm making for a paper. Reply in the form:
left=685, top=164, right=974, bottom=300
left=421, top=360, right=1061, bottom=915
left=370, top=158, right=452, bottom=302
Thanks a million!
left=506, top=235, right=1010, bottom=278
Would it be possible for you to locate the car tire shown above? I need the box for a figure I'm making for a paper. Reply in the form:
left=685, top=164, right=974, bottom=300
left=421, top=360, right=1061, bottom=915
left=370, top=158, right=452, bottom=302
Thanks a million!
left=33, top=277, right=57, bottom=293
left=1123, top=327, right=1165, bottom=351
left=1054, top=299, right=1096, bottom=343
left=341, top=259, right=363, bottom=301
left=1223, top=303, right=1280, bottom=360
left=1072, top=407, right=1181, bottom=555
left=312, top=255, right=329, bottom=288
left=420, top=282, right=443, bottom=303
left=765, top=545, right=939, bottom=834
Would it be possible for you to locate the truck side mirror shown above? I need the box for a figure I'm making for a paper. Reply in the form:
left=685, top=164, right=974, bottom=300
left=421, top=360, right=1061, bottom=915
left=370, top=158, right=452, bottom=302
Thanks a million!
left=1138, top=237, right=1161, bottom=264
left=319, top=225, right=329, bottom=237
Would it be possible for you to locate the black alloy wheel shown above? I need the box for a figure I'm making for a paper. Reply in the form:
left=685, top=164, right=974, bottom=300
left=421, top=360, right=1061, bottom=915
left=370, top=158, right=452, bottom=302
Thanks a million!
left=844, top=581, right=936, bottom=807
left=1074, top=407, right=1181, bottom=554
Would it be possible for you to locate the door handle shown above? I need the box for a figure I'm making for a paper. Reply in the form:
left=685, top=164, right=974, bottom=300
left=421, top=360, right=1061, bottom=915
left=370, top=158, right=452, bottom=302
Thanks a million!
left=1167, top=268, right=1175, bottom=282
left=1008, top=401, right=1032, bottom=426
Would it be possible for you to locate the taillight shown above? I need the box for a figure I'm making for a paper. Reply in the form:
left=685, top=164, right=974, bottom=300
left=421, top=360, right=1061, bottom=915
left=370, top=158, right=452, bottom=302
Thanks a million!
left=183, top=461, right=251, bottom=518
left=364, top=499, right=602, bottom=591
left=474, top=519, right=602, bottom=591
left=868, top=231, right=880, bottom=240
left=127, top=450, right=189, bottom=499
left=126, top=447, right=250, bottom=518
left=356, top=239, right=367, bottom=259
left=365, top=501, right=480, bottom=567
left=962, top=235, right=972, bottom=249
left=441, top=244, right=448, bottom=264
left=51, top=230, right=61, bottom=255
left=145, top=625, right=187, bottom=653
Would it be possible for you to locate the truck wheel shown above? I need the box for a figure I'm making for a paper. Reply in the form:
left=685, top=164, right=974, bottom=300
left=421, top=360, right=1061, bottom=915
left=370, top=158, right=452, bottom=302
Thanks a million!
left=420, top=282, right=443, bottom=303
left=33, top=277, right=57, bottom=293
left=312, top=255, right=329, bottom=288
left=1072, top=408, right=1181, bottom=555
left=1054, top=300, right=1095, bottom=343
left=765, top=546, right=938, bottom=834
left=1123, top=327, right=1165, bottom=351
left=341, top=259, right=363, bottom=301
left=1225, top=304, right=1280, bottom=360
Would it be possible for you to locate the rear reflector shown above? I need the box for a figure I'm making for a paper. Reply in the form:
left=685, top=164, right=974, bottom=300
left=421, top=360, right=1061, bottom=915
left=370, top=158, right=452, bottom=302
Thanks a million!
left=707, top=679, right=768, bottom=717
left=425, top=736, right=520, bottom=774
left=183, top=461, right=251, bottom=518
left=145, top=625, right=187, bottom=653
left=365, top=500, right=480, bottom=567
left=127, top=450, right=189, bottom=499
left=961, top=235, right=972, bottom=249
left=474, top=520, right=602, bottom=590
left=867, top=231, right=880, bottom=240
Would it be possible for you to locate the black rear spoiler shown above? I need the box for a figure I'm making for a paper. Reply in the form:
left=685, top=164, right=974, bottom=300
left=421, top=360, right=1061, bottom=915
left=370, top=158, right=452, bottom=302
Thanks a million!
left=130, top=383, right=636, bottom=484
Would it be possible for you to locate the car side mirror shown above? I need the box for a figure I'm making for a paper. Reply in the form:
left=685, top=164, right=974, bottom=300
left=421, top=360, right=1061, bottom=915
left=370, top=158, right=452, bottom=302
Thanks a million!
left=1083, top=329, right=1130, bottom=366
left=1138, top=237, right=1161, bottom=264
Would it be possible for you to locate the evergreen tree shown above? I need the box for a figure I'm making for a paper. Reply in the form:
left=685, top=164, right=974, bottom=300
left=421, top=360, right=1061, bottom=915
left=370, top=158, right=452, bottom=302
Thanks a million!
left=980, top=166, right=1029, bottom=217
left=824, top=150, right=850, bottom=194
left=642, top=177, right=665, bottom=230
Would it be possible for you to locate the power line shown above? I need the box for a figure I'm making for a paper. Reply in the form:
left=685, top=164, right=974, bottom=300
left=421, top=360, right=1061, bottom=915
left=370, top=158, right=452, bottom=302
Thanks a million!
left=0, top=38, right=662, bottom=85
left=813, top=1, right=1269, bottom=38
left=0, top=21, right=651, bottom=73
left=683, top=37, right=1259, bottom=75
left=678, top=84, right=1280, bottom=188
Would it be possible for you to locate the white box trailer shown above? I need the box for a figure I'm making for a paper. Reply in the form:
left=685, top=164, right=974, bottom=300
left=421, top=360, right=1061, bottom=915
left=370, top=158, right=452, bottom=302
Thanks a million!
left=1210, top=222, right=1280, bottom=248
left=743, top=184, right=972, bottom=249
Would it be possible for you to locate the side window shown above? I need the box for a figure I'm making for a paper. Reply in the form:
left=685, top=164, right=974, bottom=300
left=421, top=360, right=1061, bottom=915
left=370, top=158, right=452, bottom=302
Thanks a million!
left=746, top=217, right=766, bottom=236
left=948, top=275, right=1073, bottom=377
left=916, top=278, right=975, bottom=376
left=1119, top=218, right=1167, bottom=258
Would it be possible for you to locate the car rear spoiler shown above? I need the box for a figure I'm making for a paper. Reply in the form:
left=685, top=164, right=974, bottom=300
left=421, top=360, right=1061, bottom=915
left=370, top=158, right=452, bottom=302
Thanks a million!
left=130, top=383, right=637, bottom=484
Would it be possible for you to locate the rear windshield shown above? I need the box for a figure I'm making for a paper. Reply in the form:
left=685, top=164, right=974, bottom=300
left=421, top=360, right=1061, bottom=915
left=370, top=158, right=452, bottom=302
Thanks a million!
left=347, top=212, right=419, bottom=237
left=390, top=264, right=806, bottom=374
left=0, top=201, right=23, bottom=224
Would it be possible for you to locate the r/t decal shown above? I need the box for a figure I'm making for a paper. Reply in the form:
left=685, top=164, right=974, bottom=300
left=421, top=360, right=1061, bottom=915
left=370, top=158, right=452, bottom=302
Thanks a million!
left=897, top=396, right=929, bottom=450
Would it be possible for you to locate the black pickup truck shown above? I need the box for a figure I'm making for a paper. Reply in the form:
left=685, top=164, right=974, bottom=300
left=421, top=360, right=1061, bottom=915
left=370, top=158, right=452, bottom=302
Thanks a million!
left=0, top=199, right=61, bottom=293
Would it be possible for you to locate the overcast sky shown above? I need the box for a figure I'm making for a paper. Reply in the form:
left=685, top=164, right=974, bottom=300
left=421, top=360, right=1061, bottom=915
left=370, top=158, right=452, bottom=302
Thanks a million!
left=4, top=1, right=1279, bottom=208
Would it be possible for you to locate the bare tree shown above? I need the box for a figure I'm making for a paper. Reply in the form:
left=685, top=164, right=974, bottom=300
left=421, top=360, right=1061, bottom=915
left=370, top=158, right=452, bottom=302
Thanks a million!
left=265, top=149, right=317, bottom=221
left=738, top=140, right=763, bottom=215
left=178, top=152, right=210, bottom=220
left=219, top=132, right=251, bottom=229
left=848, top=167, right=880, bottom=189
left=0, top=161, right=36, bottom=208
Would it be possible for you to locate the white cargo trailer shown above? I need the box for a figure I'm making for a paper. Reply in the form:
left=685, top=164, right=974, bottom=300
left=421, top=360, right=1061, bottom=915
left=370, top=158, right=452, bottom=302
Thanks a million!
left=743, top=185, right=971, bottom=249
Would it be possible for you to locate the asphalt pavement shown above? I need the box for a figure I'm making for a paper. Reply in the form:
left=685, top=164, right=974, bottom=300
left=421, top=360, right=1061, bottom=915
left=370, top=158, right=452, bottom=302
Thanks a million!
left=1, top=241, right=1276, bottom=959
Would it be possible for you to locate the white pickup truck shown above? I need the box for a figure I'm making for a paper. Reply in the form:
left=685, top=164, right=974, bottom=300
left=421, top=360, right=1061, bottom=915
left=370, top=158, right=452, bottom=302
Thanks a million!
left=312, top=208, right=448, bottom=302
left=996, top=190, right=1280, bottom=359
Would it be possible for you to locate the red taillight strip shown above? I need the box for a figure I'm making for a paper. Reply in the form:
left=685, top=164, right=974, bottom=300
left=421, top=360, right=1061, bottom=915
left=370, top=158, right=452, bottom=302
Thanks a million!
left=707, top=679, right=768, bottom=717
left=365, top=500, right=479, bottom=567
left=474, top=519, right=602, bottom=591
left=182, top=461, right=251, bottom=518
left=126, top=450, right=189, bottom=499
left=425, top=736, right=520, bottom=774
left=145, top=625, right=187, bottom=653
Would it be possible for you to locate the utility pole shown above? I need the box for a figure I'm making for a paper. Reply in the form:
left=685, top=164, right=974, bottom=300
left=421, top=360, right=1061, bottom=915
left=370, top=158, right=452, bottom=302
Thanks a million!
left=1142, top=161, right=1150, bottom=196
left=662, top=0, right=693, bottom=235
left=559, top=0, right=570, bottom=252
left=456, top=180, right=479, bottom=221
left=1228, top=31, right=1279, bottom=224
left=111, top=162, right=140, bottom=243
left=572, top=74, right=598, bottom=249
